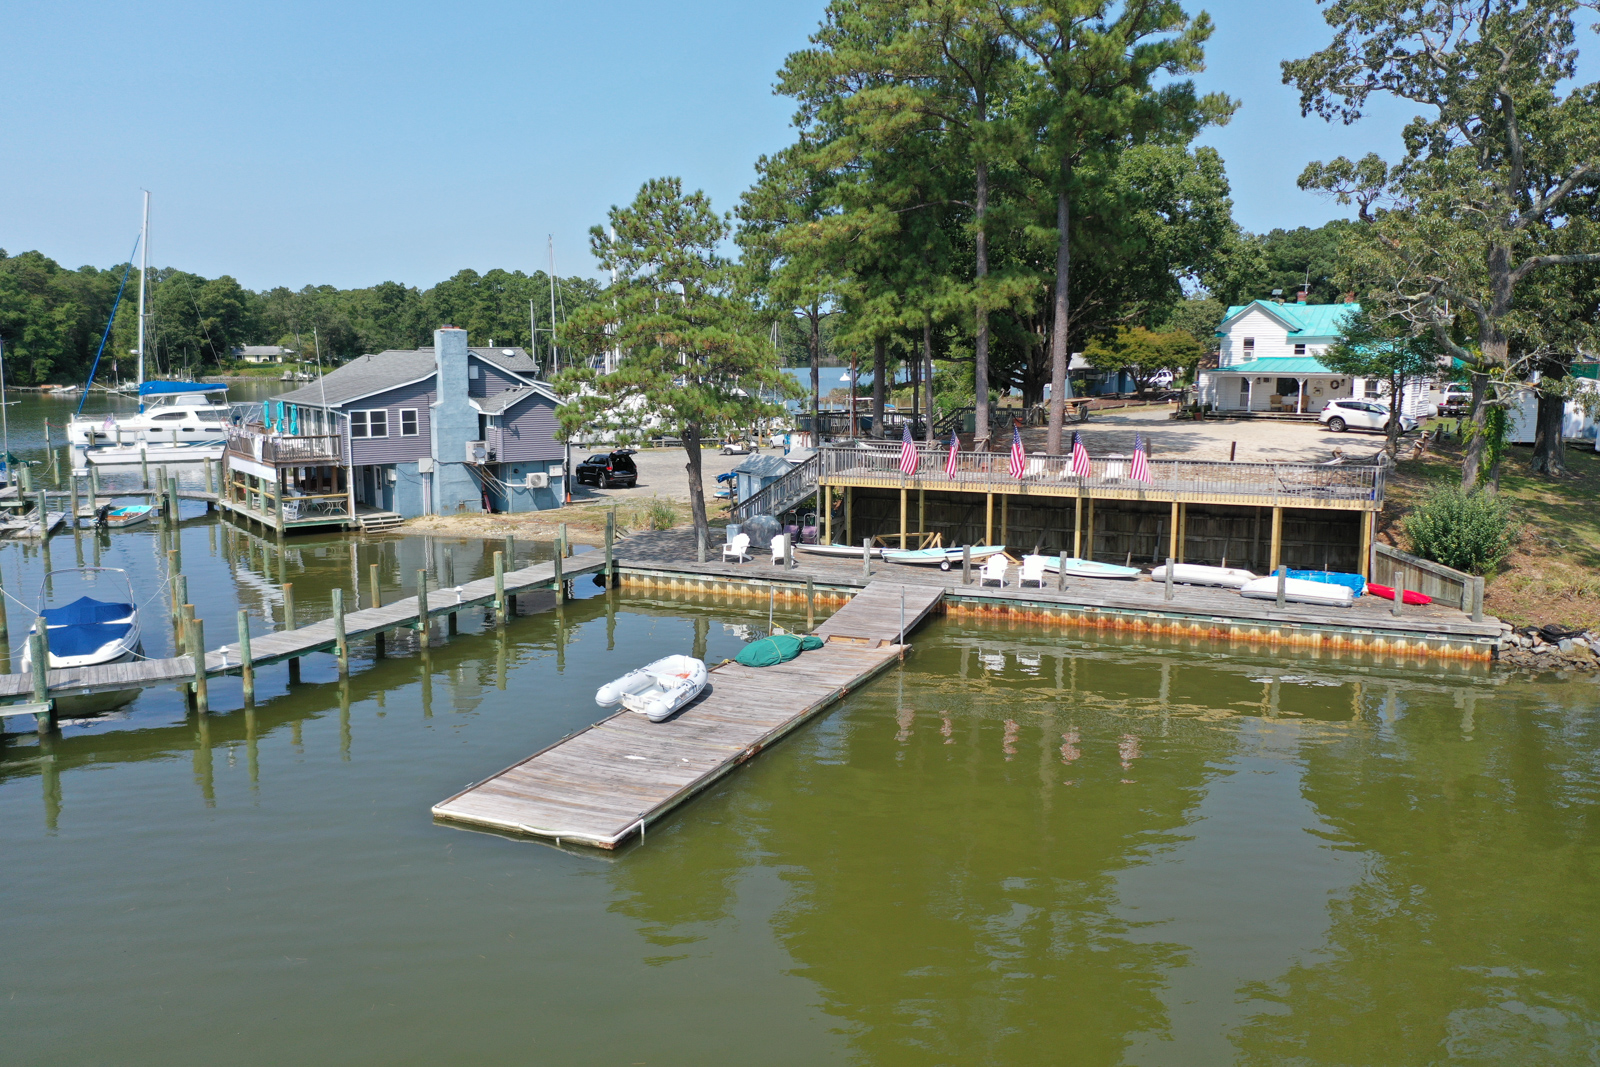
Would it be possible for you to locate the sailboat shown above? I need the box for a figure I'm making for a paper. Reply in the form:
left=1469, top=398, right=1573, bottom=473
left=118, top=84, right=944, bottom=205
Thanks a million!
left=67, top=193, right=232, bottom=461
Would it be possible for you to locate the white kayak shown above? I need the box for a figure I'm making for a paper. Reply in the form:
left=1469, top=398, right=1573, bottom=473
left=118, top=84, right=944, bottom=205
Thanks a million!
left=794, top=542, right=884, bottom=559
left=1239, top=575, right=1353, bottom=608
left=1149, top=562, right=1257, bottom=589
left=882, top=545, right=1007, bottom=570
left=595, top=654, right=708, bottom=723
left=1033, top=556, right=1143, bottom=580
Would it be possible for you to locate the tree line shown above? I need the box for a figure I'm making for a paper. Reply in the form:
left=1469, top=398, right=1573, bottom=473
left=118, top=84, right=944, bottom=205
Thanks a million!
left=0, top=249, right=601, bottom=384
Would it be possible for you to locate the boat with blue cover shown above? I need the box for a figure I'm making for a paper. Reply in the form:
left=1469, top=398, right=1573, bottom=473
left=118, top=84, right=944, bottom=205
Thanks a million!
left=20, top=568, right=144, bottom=713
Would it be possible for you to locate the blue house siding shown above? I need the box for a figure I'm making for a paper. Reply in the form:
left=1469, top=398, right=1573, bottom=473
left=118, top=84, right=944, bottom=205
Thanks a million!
left=493, top=393, right=564, bottom=462
left=471, top=357, right=529, bottom=398
left=493, top=461, right=564, bottom=512
left=344, top=377, right=436, bottom=465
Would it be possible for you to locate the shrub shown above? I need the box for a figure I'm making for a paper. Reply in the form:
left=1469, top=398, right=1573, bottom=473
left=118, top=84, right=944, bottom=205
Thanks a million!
left=1401, top=483, right=1520, bottom=574
left=643, top=499, right=678, bottom=531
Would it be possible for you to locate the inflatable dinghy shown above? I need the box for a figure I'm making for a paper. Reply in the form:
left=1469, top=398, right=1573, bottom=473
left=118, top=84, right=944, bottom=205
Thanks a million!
left=595, top=655, right=708, bottom=723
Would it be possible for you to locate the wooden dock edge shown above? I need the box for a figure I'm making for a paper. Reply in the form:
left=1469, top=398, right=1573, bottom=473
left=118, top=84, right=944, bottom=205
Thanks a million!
left=614, top=565, right=1499, bottom=663
left=432, top=644, right=905, bottom=850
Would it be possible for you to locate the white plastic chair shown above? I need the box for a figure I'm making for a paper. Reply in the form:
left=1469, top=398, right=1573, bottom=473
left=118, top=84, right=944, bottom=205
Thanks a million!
left=722, top=532, right=751, bottom=563
left=770, top=533, right=789, bottom=566
left=980, top=554, right=1009, bottom=587
left=1019, top=555, right=1049, bottom=587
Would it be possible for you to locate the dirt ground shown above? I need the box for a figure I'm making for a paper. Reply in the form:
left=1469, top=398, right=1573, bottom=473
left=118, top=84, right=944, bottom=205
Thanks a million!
left=1015, top=405, right=1394, bottom=464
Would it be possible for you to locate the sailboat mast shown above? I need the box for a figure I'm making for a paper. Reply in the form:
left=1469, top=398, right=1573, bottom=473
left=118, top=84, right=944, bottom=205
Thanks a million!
left=548, top=235, right=558, bottom=374
left=0, top=337, right=9, bottom=477
left=136, top=190, right=149, bottom=410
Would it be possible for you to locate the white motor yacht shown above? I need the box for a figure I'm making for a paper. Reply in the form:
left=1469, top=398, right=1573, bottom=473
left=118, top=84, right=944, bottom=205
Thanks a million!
left=68, top=383, right=231, bottom=447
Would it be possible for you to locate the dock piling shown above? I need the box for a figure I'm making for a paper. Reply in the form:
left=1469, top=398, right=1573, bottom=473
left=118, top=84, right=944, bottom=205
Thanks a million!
left=415, top=569, right=429, bottom=645
left=237, top=610, right=254, bottom=703
left=168, top=476, right=179, bottom=525
left=1276, top=566, right=1287, bottom=609
left=370, top=562, right=384, bottom=657
left=785, top=534, right=793, bottom=571
left=172, top=574, right=188, bottom=648
left=962, top=545, right=971, bottom=585
left=604, top=508, right=615, bottom=584
left=283, top=582, right=299, bottom=682
left=493, top=551, right=506, bottom=624
left=1392, top=578, right=1405, bottom=617
left=503, top=537, right=517, bottom=615
left=31, top=631, right=53, bottom=733
left=1164, top=558, right=1174, bottom=601
left=862, top=537, right=871, bottom=577
left=553, top=540, right=564, bottom=604
left=140, top=449, right=149, bottom=489
left=806, top=576, right=815, bottom=630
left=333, top=587, right=348, bottom=675
left=89, top=464, right=100, bottom=504
left=190, top=615, right=208, bottom=714
left=444, top=548, right=458, bottom=635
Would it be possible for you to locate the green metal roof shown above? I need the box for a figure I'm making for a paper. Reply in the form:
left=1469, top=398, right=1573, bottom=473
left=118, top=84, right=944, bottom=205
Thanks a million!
left=1220, top=300, right=1360, bottom=337
left=1219, top=356, right=1334, bottom=375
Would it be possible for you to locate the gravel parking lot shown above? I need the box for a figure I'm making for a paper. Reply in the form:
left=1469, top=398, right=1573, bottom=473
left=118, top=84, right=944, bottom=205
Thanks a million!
left=1018, top=405, right=1400, bottom=464
left=569, top=445, right=755, bottom=504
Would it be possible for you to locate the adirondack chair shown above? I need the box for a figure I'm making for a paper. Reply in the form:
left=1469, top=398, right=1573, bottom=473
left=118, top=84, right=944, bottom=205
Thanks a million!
left=770, top=533, right=789, bottom=566
left=722, top=533, right=751, bottom=563
left=980, top=554, right=1009, bottom=587
left=1019, top=555, right=1049, bottom=587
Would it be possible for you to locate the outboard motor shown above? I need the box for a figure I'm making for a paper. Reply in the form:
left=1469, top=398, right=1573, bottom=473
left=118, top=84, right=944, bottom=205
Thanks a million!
left=92, top=503, right=114, bottom=530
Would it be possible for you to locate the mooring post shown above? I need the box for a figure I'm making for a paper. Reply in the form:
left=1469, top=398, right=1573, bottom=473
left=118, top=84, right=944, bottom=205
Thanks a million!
left=444, top=548, right=458, bottom=635
left=1471, top=575, right=1485, bottom=623
left=1276, top=565, right=1287, bottom=609
left=89, top=463, right=100, bottom=505
left=604, top=508, right=615, bottom=585
left=503, top=536, right=517, bottom=615
left=156, top=466, right=167, bottom=521
left=50, top=445, right=60, bottom=486
left=962, top=545, right=971, bottom=585
left=559, top=523, right=569, bottom=557
left=172, top=574, right=189, bottom=649
left=181, top=604, right=197, bottom=709
left=785, top=534, right=793, bottom=571
left=190, top=615, right=209, bottom=714
left=237, top=610, right=254, bottom=704
left=169, top=476, right=179, bottom=523
left=204, top=458, right=214, bottom=495
left=493, top=550, right=506, bottom=625
left=806, top=575, right=815, bottom=630
left=1165, top=557, right=1175, bottom=601
left=1393, top=577, right=1405, bottom=617
left=68, top=472, right=78, bottom=524
left=862, top=537, right=871, bottom=577
left=140, top=448, right=149, bottom=490
left=31, top=630, right=54, bottom=734
left=415, top=568, right=430, bottom=647
left=283, top=582, right=300, bottom=682
left=553, top=538, right=564, bottom=605
left=332, top=587, right=348, bottom=675
left=369, top=562, right=384, bottom=657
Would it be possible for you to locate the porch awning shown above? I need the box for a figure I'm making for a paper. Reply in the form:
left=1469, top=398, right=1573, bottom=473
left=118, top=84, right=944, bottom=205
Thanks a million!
left=1213, top=357, right=1332, bottom=375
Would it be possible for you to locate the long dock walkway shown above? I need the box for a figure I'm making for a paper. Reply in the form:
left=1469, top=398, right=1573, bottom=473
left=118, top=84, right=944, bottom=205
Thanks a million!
left=0, top=554, right=606, bottom=704
left=432, top=580, right=945, bottom=849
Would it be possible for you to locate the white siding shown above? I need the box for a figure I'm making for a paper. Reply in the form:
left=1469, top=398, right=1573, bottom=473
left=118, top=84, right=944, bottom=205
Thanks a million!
left=1218, top=306, right=1343, bottom=367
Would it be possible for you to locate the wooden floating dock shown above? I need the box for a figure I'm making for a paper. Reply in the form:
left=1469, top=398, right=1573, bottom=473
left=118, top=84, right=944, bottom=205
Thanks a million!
left=0, top=554, right=607, bottom=706
left=432, top=580, right=946, bottom=849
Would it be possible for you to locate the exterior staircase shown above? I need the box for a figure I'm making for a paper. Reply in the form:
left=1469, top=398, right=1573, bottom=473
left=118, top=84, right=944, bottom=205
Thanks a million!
left=356, top=510, right=405, bottom=533
left=731, top=452, right=821, bottom=522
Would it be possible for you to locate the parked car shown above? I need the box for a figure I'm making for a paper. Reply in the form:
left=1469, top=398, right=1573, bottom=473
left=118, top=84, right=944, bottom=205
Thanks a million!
left=1318, top=398, right=1419, bottom=435
left=1438, top=383, right=1473, bottom=416
left=575, top=449, right=639, bottom=488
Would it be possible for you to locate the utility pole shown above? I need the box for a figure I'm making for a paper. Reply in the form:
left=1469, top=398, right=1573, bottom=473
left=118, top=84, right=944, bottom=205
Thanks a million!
left=548, top=235, right=559, bottom=375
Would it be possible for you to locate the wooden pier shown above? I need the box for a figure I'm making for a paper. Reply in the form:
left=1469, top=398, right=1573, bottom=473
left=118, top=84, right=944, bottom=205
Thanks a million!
left=432, top=580, right=945, bottom=849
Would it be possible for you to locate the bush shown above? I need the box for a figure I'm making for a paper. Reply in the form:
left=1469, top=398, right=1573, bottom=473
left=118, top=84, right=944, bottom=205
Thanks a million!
left=643, top=499, right=678, bottom=531
left=1401, top=483, right=1520, bottom=574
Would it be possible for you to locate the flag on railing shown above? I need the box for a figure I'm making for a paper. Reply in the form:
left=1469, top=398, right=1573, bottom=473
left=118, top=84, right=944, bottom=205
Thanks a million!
left=1008, top=423, right=1026, bottom=479
left=1130, top=433, right=1152, bottom=483
left=945, top=429, right=960, bottom=478
left=1070, top=430, right=1092, bottom=479
left=898, top=422, right=920, bottom=475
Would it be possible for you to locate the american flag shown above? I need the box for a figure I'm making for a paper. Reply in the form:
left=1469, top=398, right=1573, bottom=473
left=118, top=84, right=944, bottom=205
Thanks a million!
left=1070, top=430, right=1092, bottom=479
left=1008, top=423, right=1027, bottom=479
left=898, top=422, right=920, bottom=475
left=945, top=430, right=960, bottom=478
left=1130, top=433, right=1152, bottom=483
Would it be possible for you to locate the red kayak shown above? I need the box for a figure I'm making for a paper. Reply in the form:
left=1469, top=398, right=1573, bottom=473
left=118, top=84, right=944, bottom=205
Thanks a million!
left=1367, top=583, right=1432, bottom=605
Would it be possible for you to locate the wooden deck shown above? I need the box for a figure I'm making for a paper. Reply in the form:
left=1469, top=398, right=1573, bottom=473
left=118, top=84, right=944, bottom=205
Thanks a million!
left=432, top=580, right=945, bottom=849
left=0, top=554, right=607, bottom=706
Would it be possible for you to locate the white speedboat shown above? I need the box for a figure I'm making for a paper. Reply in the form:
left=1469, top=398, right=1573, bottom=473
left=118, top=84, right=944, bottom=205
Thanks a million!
left=67, top=382, right=231, bottom=446
left=84, top=441, right=224, bottom=465
left=1033, top=556, right=1143, bottom=580
left=795, top=542, right=884, bottom=559
left=20, top=567, right=144, bottom=713
left=1239, top=575, right=1353, bottom=608
left=595, top=654, right=708, bottom=723
left=1149, top=562, right=1257, bottom=589
left=882, top=545, right=1007, bottom=570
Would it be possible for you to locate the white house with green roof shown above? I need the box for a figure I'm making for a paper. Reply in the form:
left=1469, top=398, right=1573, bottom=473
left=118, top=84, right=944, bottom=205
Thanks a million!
left=1197, top=299, right=1364, bottom=415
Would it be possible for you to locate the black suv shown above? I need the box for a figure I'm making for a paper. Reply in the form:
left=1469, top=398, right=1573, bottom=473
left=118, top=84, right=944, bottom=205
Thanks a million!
left=575, top=450, right=639, bottom=488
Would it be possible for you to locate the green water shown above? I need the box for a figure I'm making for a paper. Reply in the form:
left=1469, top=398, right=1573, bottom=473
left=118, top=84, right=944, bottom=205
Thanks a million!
left=2, top=512, right=1598, bottom=1065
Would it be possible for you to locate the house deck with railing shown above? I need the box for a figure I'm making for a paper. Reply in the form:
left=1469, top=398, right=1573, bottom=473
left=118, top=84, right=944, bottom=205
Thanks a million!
left=221, top=426, right=354, bottom=533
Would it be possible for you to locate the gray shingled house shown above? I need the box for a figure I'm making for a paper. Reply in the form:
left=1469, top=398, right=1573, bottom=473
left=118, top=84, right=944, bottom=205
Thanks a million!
left=220, top=327, right=567, bottom=533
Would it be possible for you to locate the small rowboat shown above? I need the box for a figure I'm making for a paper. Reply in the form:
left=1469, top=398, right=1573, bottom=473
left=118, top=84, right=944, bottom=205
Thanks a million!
left=1366, top=583, right=1432, bottom=605
left=1036, top=556, right=1142, bottom=580
left=1239, top=575, right=1353, bottom=608
left=102, top=505, right=154, bottom=529
left=595, top=654, right=708, bottom=723
left=795, top=542, right=885, bottom=559
left=1148, top=562, right=1256, bottom=589
left=882, top=545, right=1007, bottom=570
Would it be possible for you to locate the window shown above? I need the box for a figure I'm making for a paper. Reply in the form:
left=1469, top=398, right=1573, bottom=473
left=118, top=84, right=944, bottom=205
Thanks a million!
left=399, top=409, right=418, bottom=436
left=469, top=364, right=479, bottom=380
left=1241, top=337, right=1255, bottom=361
left=350, top=410, right=389, bottom=438
left=1294, top=343, right=1307, bottom=356
left=151, top=411, right=187, bottom=421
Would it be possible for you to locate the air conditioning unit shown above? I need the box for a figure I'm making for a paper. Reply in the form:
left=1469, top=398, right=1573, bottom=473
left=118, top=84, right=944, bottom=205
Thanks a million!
left=465, top=441, right=488, bottom=464
left=524, top=472, right=548, bottom=489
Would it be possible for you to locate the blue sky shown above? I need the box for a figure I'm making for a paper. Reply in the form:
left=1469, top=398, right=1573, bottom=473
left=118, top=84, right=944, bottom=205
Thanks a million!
left=2, top=1, right=1593, bottom=291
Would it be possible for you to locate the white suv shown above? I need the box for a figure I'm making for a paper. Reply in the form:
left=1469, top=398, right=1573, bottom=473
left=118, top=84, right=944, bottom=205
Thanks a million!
left=1319, top=398, right=1419, bottom=434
